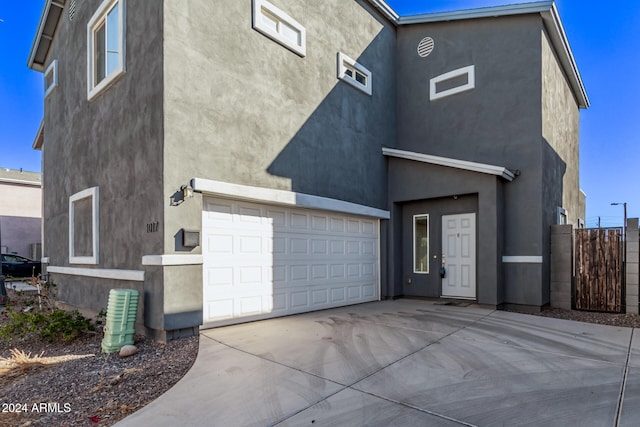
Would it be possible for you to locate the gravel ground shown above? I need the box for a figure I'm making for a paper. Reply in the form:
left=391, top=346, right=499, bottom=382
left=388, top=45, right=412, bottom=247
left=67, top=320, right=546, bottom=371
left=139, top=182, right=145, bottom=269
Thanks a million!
left=1, top=286, right=639, bottom=427
left=0, top=288, right=198, bottom=427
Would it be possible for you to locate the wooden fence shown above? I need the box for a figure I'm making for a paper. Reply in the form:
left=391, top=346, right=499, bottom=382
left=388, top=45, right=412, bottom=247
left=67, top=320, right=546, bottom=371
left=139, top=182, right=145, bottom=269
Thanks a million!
left=574, top=228, right=623, bottom=312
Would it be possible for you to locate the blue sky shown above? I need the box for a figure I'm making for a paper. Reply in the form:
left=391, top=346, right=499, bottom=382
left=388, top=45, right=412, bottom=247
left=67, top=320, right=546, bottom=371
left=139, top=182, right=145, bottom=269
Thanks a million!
left=1, top=1, right=638, bottom=226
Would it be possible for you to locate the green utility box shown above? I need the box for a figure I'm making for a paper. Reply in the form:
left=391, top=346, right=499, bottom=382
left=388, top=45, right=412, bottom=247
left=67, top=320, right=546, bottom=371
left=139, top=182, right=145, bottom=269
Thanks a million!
left=101, top=289, right=139, bottom=353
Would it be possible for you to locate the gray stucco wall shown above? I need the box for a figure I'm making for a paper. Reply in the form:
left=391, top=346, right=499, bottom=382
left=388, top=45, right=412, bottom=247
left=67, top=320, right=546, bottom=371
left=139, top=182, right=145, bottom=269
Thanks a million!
left=162, top=0, right=396, bottom=213
left=396, top=15, right=544, bottom=268
left=541, top=29, right=582, bottom=225
left=159, top=0, right=397, bottom=331
left=393, top=14, right=583, bottom=308
left=41, top=0, right=165, bottom=330
left=387, top=158, right=504, bottom=306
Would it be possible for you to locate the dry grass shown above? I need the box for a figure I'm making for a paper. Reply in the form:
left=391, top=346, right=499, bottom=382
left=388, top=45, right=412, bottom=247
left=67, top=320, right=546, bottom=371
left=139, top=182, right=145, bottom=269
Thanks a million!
left=0, top=348, right=94, bottom=389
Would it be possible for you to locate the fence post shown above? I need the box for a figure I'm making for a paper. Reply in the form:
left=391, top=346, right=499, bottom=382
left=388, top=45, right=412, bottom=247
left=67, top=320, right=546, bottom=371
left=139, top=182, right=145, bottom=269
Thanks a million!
left=626, top=218, right=639, bottom=314
left=550, top=224, right=573, bottom=310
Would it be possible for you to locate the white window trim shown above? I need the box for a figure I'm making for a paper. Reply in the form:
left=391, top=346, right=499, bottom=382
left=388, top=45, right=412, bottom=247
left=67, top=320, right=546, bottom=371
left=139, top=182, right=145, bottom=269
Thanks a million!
left=69, top=187, right=99, bottom=265
left=413, top=214, right=429, bottom=274
left=337, top=52, right=372, bottom=96
left=44, top=59, right=58, bottom=98
left=430, top=65, right=475, bottom=101
left=557, top=207, right=568, bottom=225
left=252, top=0, right=306, bottom=57
left=87, top=0, right=126, bottom=100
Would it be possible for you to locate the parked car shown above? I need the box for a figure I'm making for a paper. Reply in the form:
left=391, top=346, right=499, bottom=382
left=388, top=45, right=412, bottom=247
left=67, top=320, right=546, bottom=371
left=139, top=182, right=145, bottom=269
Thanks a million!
left=1, top=254, right=41, bottom=278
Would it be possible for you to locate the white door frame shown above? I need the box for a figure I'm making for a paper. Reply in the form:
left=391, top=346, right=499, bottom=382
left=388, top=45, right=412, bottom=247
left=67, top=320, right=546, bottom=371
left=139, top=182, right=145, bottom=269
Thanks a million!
left=441, top=212, right=476, bottom=299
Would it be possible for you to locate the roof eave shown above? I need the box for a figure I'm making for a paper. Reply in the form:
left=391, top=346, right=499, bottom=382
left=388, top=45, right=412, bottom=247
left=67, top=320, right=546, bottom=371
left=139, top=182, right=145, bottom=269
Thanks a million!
left=541, top=3, right=590, bottom=108
left=27, top=0, right=65, bottom=72
left=396, top=1, right=589, bottom=109
left=32, top=120, right=44, bottom=151
left=397, top=1, right=554, bottom=25
left=365, top=0, right=399, bottom=25
left=382, top=147, right=515, bottom=181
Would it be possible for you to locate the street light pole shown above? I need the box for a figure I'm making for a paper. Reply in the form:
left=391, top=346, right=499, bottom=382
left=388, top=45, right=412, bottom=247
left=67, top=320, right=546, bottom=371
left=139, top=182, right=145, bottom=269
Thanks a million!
left=611, top=202, right=627, bottom=238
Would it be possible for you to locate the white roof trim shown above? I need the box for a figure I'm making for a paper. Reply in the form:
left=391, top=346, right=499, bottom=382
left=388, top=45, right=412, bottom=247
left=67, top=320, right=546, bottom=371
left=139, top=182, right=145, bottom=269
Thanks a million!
left=192, top=178, right=391, bottom=219
left=398, top=1, right=554, bottom=24
left=382, top=147, right=515, bottom=181
left=365, top=0, right=399, bottom=23
left=0, top=178, right=41, bottom=187
left=540, top=3, right=589, bottom=108
left=396, top=1, right=588, bottom=109
left=32, top=119, right=44, bottom=150
left=28, top=0, right=66, bottom=72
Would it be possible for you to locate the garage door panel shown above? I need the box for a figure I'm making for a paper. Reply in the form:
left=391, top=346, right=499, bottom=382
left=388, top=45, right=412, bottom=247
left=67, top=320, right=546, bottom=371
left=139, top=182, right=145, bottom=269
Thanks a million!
left=290, top=291, right=309, bottom=308
left=312, top=289, right=328, bottom=305
left=202, top=198, right=379, bottom=327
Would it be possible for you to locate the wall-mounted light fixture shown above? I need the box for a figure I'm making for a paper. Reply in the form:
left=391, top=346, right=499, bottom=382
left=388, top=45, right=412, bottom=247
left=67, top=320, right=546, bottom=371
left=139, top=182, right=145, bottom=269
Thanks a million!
left=181, top=184, right=194, bottom=199
left=170, top=184, right=195, bottom=206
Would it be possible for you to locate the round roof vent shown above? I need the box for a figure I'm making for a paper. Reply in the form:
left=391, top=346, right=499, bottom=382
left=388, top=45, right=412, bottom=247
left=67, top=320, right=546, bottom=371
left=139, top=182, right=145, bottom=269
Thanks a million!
left=417, top=37, right=435, bottom=58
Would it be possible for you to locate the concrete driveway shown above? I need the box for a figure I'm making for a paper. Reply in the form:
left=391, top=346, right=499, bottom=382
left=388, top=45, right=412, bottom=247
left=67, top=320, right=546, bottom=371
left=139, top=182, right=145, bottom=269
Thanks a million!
left=116, top=300, right=640, bottom=426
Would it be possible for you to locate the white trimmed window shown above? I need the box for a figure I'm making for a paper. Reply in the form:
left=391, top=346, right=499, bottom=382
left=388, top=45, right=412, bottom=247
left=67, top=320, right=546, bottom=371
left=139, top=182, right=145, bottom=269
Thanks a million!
left=557, top=207, right=568, bottom=225
left=337, top=52, right=372, bottom=96
left=413, top=214, right=429, bottom=274
left=44, top=60, right=58, bottom=98
left=69, top=187, right=100, bottom=264
left=430, top=65, right=475, bottom=101
left=252, top=0, right=306, bottom=57
left=87, top=0, right=125, bottom=100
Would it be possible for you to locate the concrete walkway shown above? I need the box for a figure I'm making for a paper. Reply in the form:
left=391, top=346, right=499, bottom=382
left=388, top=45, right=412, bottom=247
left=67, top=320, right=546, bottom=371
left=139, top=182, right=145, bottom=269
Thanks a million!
left=116, top=300, right=640, bottom=426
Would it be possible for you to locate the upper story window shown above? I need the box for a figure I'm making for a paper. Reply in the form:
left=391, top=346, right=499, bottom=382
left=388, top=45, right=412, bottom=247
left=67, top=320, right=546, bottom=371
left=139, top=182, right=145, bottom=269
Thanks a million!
left=44, top=59, right=58, bottom=98
left=252, top=0, right=306, bottom=57
left=430, top=65, right=475, bottom=101
left=87, top=0, right=125, bottom=100
left=337, top=52, right=372, bottom=96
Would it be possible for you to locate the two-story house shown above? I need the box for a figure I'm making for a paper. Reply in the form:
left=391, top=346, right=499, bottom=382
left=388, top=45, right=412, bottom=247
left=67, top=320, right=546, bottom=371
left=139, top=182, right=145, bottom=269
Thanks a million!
left=28, top=0, right=588, bottom=341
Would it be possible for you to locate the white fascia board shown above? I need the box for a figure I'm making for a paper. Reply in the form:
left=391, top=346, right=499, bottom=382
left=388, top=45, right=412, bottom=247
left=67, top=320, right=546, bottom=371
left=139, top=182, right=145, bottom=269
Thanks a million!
left=191, top=178, right=391, bottom=219
left=0, top=178, right=42, bottom=187
left=47, top=266, right=145, bottom=281
left=142, top=254, right=204, bottom=266
left=540, top=4, right=589, bottom=108
left=27, top=0, right=65, bottom=72
left=397, top=1, right=553, bottom=24
left=382, top=148, right=515, bottom=181
left=396, top=1, right=589, bottom=109
left=32, top=119, right=44, bottom=150
left=27, top=0, right=52, bottom=71
left=365, top=0, right=399, bottom=24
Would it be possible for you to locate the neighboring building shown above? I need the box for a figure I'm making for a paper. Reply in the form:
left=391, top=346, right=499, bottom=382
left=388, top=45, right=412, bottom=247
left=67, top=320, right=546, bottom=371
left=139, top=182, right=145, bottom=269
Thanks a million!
left=28, top=0, right=588, bottom=340
left=0, top=168, right=42, bottom=259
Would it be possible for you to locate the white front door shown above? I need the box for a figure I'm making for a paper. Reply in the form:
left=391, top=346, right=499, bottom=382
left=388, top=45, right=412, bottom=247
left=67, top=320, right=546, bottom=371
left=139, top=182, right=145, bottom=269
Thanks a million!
left=441, top=213, right=476, bottom=299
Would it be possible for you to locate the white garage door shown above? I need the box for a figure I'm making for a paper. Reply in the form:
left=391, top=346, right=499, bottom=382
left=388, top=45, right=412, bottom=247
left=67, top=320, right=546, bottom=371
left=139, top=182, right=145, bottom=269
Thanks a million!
left=202, top=197, right=379, bottom=327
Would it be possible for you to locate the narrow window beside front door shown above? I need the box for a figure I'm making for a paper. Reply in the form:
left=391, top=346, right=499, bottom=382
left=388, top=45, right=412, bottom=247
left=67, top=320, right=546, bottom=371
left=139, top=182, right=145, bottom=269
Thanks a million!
left=413, top=214, right=429, bottom=273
